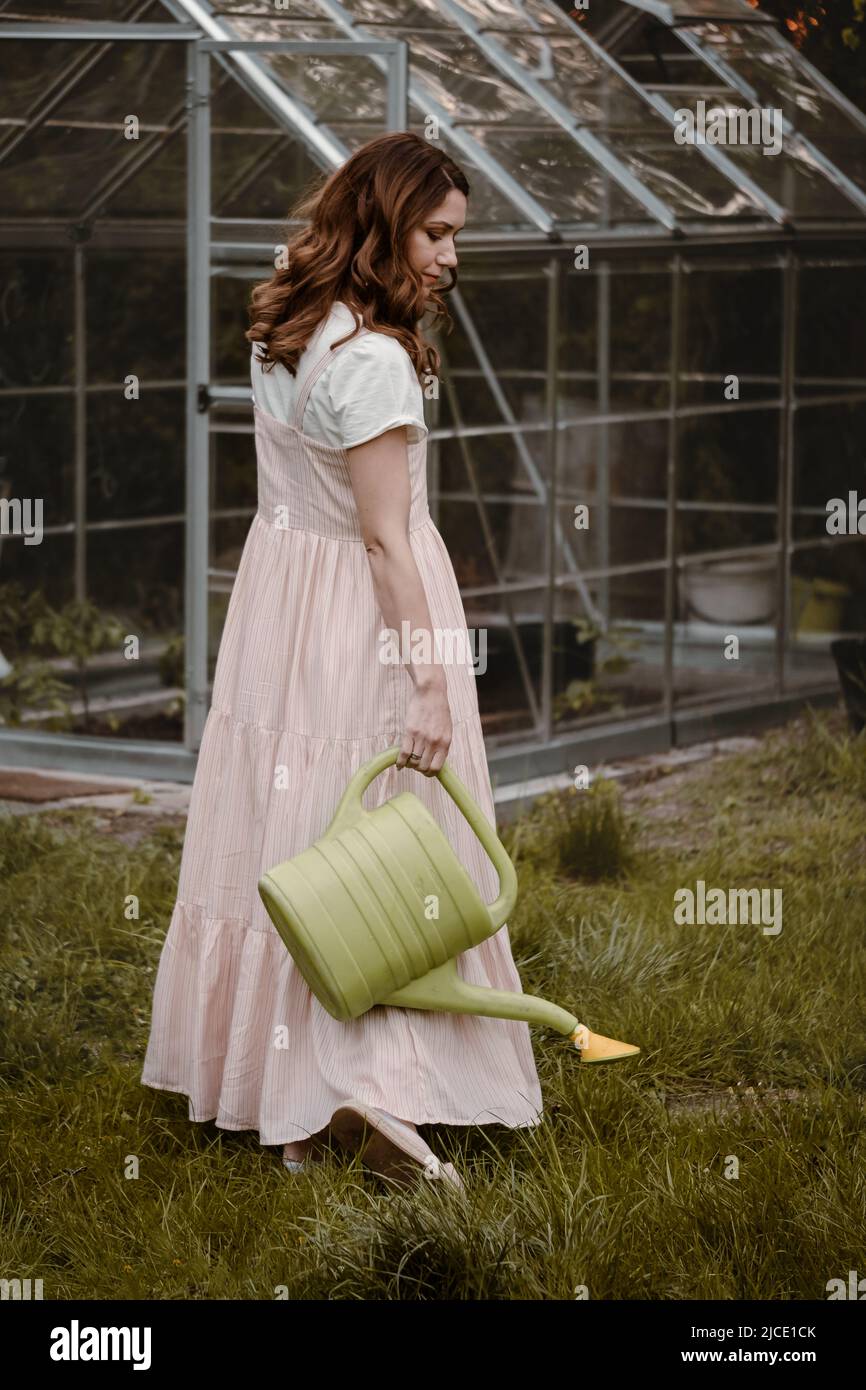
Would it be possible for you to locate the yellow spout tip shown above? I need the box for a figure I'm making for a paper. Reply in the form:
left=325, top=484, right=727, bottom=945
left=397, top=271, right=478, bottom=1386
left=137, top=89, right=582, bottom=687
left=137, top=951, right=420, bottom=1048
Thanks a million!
left=570, top=1025, right=641, bottom=1064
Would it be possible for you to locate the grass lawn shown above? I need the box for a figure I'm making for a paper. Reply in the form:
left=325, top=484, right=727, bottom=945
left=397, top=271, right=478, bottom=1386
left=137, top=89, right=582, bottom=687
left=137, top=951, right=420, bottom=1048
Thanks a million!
left=1, top=708, right=864, bottom=1300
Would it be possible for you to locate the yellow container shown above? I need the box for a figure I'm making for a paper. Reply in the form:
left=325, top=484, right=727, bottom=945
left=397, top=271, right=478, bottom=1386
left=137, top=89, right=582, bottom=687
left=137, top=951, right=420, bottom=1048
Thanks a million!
left=791, top=577, right=848, bottom=634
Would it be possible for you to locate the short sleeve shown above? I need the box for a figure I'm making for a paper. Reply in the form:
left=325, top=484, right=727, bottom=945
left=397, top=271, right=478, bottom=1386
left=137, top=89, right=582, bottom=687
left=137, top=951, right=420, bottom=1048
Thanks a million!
left=319, top=333, right=428, bottom=450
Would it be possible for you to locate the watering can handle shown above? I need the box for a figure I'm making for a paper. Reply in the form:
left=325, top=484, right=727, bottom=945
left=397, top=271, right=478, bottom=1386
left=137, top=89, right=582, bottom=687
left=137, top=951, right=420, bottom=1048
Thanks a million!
left=330, top=745, right=517, bottom=932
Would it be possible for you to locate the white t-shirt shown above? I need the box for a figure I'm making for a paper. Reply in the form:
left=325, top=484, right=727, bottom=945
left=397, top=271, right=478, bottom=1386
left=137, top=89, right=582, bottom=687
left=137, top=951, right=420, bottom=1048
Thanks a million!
left=250, top=300, right=428, bottom=450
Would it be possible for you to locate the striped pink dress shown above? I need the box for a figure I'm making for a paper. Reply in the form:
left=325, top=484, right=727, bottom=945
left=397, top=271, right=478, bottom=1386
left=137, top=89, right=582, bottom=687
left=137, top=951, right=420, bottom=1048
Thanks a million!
left=141, top=316, right=544, bottom=1152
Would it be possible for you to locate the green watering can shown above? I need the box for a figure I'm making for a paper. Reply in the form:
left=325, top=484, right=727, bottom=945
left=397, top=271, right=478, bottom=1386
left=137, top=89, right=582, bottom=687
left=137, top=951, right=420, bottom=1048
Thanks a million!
left=258, top=746, right=640, bottom=1065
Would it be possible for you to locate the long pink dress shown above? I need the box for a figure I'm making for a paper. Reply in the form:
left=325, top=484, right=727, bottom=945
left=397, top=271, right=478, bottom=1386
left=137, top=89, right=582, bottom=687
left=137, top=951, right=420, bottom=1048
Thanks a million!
left=141, top=323, right=544, bottom=1150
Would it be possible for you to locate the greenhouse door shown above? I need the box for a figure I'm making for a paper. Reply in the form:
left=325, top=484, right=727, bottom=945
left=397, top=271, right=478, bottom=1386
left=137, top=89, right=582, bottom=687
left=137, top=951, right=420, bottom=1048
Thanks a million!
left=184, top=34, right=408, bottom=751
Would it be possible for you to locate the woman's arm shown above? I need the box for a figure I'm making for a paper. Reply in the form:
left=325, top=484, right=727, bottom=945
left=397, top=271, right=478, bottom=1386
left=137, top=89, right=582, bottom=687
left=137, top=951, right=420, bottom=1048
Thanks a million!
left=346, top=425, right=452, bottom=776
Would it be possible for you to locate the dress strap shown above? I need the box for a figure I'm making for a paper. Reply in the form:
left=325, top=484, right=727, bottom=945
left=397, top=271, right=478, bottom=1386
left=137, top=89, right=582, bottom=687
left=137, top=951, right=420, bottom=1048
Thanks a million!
left=292, top=319, right=370, bottom=432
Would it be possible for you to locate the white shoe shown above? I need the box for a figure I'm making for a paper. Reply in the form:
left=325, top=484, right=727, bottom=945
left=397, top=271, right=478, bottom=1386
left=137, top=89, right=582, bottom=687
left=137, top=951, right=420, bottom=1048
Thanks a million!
left=330, top=1103, right=464, bottom=1191
left=282, top=1156, right=308, bottom=1173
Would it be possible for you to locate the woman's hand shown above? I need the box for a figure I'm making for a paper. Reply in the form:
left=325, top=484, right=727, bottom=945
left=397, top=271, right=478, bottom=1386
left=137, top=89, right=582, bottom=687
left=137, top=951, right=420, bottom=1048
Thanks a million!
left=396, top=675, right=452, bottom=776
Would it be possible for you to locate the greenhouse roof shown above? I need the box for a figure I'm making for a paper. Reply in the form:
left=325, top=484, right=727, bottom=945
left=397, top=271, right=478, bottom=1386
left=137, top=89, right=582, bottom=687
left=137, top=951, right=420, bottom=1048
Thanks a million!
left=1, top=0, right=865, bottom=247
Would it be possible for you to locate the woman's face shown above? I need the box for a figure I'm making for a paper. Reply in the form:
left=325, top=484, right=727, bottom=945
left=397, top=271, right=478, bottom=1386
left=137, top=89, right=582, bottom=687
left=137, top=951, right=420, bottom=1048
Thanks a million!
left=406, top=187, right=467, bottom=294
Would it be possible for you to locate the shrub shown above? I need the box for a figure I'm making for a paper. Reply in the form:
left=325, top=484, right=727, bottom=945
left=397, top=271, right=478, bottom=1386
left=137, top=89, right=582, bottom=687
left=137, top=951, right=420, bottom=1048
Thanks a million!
left=505, top=777, right=637, bottom=882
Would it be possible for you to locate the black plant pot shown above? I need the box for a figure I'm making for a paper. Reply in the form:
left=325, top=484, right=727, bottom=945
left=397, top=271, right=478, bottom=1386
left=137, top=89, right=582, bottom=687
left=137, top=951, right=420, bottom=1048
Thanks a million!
left=830, top=638, right=866, bottom=735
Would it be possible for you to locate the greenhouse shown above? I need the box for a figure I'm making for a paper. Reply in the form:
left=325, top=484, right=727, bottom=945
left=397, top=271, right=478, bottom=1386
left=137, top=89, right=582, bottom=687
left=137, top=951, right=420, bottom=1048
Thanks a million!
left=1, top=0, right=865, bottom=786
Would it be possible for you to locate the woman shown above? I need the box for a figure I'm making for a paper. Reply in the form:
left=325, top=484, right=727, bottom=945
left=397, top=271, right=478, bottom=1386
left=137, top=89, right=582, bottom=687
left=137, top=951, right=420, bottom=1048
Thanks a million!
left=141, top=131, right=543, bottom=1190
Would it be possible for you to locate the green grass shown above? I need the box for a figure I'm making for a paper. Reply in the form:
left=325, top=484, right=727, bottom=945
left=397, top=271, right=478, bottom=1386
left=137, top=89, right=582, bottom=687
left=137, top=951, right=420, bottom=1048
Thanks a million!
left=1, top=709, right=864, bottom=1300
left=502, top=774, right=637, bottom=882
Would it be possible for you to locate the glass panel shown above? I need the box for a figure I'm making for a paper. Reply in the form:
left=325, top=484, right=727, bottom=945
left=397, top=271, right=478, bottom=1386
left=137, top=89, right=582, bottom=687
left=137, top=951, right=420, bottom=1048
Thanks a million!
left=372, top=27, right=555, bottom=124
left=213, top=131, right=324, bottom=220
left=311, top=0, right=457, bottom=26
left=86, top=251, right=184, bottom=387
left=435, top=368, right=505, bottom=434
left=551, top=561, right=665, bottom=731
left=214, top=424, right=257, bottom=518
left=785, top=541, right=865, bottom=697
left=462, top=125, right=653, bottom=223
left=609, top=269, right=672, bottom=411
left=497, top=495, right=555, bottom=612
left=406, top=123, right=531, bottom=226
left=1, top=534, right=75, bottom=614
left=610, top=426, right=668, bottom=566
left=673, top=586, right=779, bottom=709
left=88, top=517, right=185, bottom=640
left=0, top=36, right=186, bottom=219
left=673, top=398, right=780, bottom=697
left=0, top=252, right=75, bottom=388
left=796, top=262, right=866, bottom=400
left=461, top=583, right=542, bottom=739
left=214, top=273, right=254, bottom=386
left=560, top=263, right=672, bottom=416
left=679, top=263, right=781, bottom=406
left=674, top=405, right=780, bottom=711
left=456, top=0, right=577, bottom=34
left=686, top=23, right=866, bottom=196
left=87, top=392, right=184, bottom=524
left=560, top=418, right=669, bottom=566
left=86, top=520, right=185, bottom=742
left=666, top=0, right=775, bottom=16
left=620, top=135, right=768, bottom=218
left=701, top=138, right=862, bottom=218
left=217, top=1, right=327, bottom=15
left=228, top=15, right=407, bottom=125
left=433, top=453, right=499, bottom=584
left=444, top=421, right=551, bottom=502
left=0, top=38, right=74, bottom=120
left=485, top=34, right=775, bottom=220
left=493, top=30, right=649, bottom=111
left=622, top=50, right=720, bottom=88
left=210, top=65, right=325, bottom=219
left=101, top=132, right=187, bottom=218
left=481, top=17, right=802, bottom=220
left=39, top=38, right=185, bottom=125
left=1, top=0, right=140, bottom=16
left=0, top=123, right=131, bottom=218
left=566, top=0, right=636, bottom=41
left=0, top=396, right=74, bottom=531
left=792, top=402, right=866, bottom=548
left=444, top=271, right=548, bottom=410
left=676, top=410, right=779, bottom=559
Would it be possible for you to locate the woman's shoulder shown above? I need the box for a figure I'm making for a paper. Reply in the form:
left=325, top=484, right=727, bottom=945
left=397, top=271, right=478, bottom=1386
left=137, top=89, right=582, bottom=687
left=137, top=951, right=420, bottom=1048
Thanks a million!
left=328, top=310, right=419, bottom=381
left=248, top=305, right=420, bottom=385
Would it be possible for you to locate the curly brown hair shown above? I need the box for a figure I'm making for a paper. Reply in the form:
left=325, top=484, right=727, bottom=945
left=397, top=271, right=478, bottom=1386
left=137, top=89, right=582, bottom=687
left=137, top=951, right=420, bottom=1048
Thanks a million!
left=245, top=131, right=469, bottom=384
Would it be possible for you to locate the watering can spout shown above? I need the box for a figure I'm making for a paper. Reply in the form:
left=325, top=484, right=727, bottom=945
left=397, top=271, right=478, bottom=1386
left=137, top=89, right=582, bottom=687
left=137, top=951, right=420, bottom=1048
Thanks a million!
left=380, top=961, right=641, bottom=1064
left=380, top=959, right=578, bottom=1034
